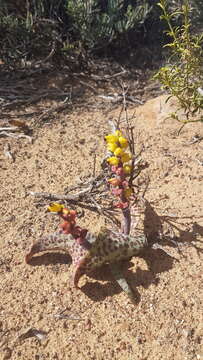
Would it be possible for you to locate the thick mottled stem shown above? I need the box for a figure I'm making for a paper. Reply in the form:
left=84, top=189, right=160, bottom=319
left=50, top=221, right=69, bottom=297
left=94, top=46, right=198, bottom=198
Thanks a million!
left=121, top=207, right=131, bottom=235
left=25, top=232, right=75, bottom=263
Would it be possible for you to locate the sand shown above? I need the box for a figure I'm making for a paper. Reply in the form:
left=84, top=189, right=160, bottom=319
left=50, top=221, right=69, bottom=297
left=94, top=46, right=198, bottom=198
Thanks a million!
left=0, top=94, right=202, bottom=360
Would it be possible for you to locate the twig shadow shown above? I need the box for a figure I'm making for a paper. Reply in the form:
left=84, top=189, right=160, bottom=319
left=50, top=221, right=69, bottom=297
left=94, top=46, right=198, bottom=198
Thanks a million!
left=143, top=199, right=203, bottom=253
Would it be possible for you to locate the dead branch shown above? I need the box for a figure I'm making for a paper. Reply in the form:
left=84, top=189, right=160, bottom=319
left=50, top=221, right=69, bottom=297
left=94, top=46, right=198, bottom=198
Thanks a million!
left=29, top=191, right=85, bottom=202
left=0, top=126, right=20, bottom=132
left=0, top=131, right=32, bottom=142
left=90, top=69, right=127, bottom=81
left=98, top=94, right=143, bottom=105
left=38, top=99, right=71, bottom=121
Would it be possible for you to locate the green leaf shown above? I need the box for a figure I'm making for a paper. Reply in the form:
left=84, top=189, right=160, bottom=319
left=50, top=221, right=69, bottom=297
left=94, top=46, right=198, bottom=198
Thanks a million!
left=157, top=2, right=165, bottom=11
left=110, top=262, right=137, bottom=303
left=163, top=43, right=175, bottom=48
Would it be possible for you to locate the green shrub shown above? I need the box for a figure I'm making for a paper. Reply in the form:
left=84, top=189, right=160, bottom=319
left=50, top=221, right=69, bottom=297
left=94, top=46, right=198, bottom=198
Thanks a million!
left=66, top=0, right=153, bottom=49
left=154, top=0, right=203, bottom=128
left=0, top=0, right=174, bottom=67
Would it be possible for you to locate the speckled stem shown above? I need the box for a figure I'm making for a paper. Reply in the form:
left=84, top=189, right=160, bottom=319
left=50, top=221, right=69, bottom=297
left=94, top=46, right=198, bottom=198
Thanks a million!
left=121, top=207, right=131, bottom=235
left=26, top=228, right=148, bottom=296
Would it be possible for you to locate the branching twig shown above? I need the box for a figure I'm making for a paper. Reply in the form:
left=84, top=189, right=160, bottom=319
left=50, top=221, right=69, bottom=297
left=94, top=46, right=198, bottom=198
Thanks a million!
left=29, top=190, right=87, bottom=202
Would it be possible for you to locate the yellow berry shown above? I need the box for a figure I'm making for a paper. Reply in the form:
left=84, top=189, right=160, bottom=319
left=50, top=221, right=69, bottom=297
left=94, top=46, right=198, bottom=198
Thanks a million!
left=121, top=153, right=132, bottom=163
left=107, top=142, right=118, bottom=152
left=119, top=136, right=128, bottom=148
left=114, top=147, right=124, bottom=157
left=107, top=156, right=119, bottom=166
left=115, top=130, right=122, bottom=137
left=48, top=203, right=64, bottom=212
left=105, top=134, right=119, bottom=143
left=123, top=164, right=132, bottom=174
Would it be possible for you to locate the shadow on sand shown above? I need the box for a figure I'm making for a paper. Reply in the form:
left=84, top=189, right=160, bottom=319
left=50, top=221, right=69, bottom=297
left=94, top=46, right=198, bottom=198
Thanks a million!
left=27, top=200, right=203, bottom=303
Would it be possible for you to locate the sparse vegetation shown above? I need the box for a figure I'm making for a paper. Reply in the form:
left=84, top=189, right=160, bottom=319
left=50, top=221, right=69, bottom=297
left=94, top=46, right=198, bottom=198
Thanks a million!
left=66, top=0, right=153, bottom=50
left=0, top=0, right=159, bottom=67
left=154, top=0, right=203, bottom=129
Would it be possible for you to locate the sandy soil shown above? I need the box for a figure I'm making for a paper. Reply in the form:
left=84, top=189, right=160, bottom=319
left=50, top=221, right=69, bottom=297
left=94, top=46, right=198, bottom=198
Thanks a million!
left=0, top=94, right=202, bottom=360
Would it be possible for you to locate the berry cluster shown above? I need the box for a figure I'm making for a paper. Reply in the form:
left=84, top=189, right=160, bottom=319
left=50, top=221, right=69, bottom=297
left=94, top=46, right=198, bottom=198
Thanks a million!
left=105, top=130, right=133, bottom=209
left=47, top=203, right=88, bottom=245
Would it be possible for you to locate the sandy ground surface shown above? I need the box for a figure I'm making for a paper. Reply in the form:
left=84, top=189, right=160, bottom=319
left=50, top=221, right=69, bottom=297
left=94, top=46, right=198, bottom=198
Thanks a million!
left=0, top=94, right=202, bottom=360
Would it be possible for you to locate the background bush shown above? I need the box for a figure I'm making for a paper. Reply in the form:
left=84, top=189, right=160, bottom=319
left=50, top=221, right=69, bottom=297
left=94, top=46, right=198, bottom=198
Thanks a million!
left=0, top=0, right=202, bottom=67
left=66, top=0, right=154, bottom=49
